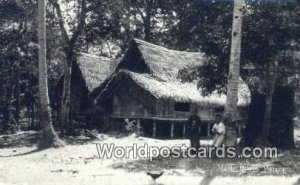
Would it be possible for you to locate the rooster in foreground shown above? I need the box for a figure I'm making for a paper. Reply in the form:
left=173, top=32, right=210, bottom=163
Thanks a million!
left=146, top=171, right=164, bottom=182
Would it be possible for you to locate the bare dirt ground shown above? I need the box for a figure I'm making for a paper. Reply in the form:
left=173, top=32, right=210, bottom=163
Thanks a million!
left=0, top=131, right=300, bottom=185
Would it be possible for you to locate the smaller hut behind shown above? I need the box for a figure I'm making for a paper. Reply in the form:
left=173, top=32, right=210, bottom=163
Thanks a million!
left=96, top=39, right=251, bottom=139
left=56, top=53, right=119, bottom=128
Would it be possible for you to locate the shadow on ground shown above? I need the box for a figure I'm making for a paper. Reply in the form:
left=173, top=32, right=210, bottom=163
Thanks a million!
left=0, top=131, right=97, bottom=157
left=0, top=131, right=39, bottom=148
left=111, top=151, right=300, bottom=185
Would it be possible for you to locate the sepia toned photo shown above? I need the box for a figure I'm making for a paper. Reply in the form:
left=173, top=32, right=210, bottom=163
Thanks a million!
left=0, top=0, right=300, bottom=184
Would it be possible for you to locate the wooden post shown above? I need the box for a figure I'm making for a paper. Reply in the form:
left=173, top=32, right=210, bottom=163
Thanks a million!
left=170, top=122, right=174, bottom=139
left=238, top=124, right=242, bottom=136
left=136, top=119, right=141, bottom=137
left=152, top=121, right=157, bottom=138
left=207, top=123, right=211, bottom=137
left=183, top=123, right=186, bottom=138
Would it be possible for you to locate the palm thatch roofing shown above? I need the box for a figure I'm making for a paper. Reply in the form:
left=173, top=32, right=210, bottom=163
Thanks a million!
left=97, top=39, right=251, bottom=107
left=76, top=52, right=119, bottom=92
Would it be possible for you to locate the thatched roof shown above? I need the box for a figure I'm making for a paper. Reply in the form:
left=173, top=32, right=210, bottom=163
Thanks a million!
left=77, top=53, right=119, bottom=92
left=117, top=39, right=205, bottom=81
left=98, top=39, right=251, bottom=107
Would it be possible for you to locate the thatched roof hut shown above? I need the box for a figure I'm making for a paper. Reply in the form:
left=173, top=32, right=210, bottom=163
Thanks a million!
left=76, top=52, right=119, bottom=92
left=97, top=39, right=250, bottom=107
left=56, top=52, right=119, bottom=128
left=95, top=39, right=250, bottom=138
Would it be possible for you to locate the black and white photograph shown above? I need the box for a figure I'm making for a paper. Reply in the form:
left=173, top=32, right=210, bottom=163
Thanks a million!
left=0, top=0, right=300, bottom=184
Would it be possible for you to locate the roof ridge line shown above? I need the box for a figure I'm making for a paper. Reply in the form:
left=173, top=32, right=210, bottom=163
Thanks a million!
left=133, top=38, right=204, bottom=55
left=78, top=52, right=116, bottom=61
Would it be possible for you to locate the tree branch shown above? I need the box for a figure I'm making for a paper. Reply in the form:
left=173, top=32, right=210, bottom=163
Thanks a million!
left=49, top=0, right=70, bottom=44
left=70, top=0, right=87, bottom=47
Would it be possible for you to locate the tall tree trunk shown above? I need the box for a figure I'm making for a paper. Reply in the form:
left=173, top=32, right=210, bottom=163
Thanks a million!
left=144, top=12, right=151, bottom=42
left=51, top=0, right=86, bottom=131
left=60, top=49, right=74, bottom=131
left=2, top=102, right=10, bottom=131
left=30, top=101, right=35, bottom=128
left=13, top=66, right=21, bottom=125
left=38, top=0, right=64, bottom=148
left=261, top=61, right=278, bottom=144
left=144, top=0, right=152, bottom=42
left=269, top=86, right=295, bottom=149
left=3, top=77, right=13, bottom=131
left=224, top=0, right=244, bottom=146
left=296, top=86, right=300, bottom=120
left=244, top=91, right=265, bottom=146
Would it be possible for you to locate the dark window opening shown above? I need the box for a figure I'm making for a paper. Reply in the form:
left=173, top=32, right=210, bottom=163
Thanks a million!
left=215, top=107, right=224, bottom=112
left=174, top=102, right=190, bottom=112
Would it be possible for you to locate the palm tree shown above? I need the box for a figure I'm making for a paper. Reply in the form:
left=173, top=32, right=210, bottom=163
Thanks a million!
left=224, top=0, right=244, bottom=146
left=38, top=0, right=64, bottom=148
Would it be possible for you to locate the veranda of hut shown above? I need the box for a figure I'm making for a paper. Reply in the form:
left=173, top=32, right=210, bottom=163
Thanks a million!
left=96, top=39, right=251, bottom=139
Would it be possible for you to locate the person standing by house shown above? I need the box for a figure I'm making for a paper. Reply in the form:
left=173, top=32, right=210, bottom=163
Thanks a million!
left=124, top=118, right=136, bottom=134
left=211, top=115, right=226, bottom=147
left=187, top=108, right=202, bottom=149
left=124, top=118, right=143, bottom=137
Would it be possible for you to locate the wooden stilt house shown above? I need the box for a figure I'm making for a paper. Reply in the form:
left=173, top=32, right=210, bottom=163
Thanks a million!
left=95, top=39, right=251, bottom=138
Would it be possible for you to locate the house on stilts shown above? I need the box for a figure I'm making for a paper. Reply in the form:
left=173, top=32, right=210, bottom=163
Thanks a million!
left=95, top=39, right=251, bottom=139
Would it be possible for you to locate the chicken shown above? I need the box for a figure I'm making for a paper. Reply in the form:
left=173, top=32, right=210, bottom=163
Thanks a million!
left=146, top=171, right=164, bottom=182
